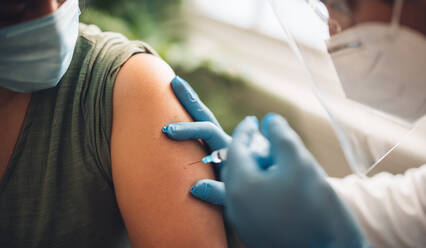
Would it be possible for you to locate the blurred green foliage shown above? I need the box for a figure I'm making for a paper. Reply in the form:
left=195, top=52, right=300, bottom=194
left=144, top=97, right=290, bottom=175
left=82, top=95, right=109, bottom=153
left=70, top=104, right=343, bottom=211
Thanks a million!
left=80, top=0, right=290, bottom=133
left=80, top=0, right=183, bottom=55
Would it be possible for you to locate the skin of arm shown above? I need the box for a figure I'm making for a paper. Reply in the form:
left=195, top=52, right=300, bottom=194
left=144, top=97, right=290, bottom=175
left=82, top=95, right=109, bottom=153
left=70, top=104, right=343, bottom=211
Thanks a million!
left=111, top=54, right=227, bottom=247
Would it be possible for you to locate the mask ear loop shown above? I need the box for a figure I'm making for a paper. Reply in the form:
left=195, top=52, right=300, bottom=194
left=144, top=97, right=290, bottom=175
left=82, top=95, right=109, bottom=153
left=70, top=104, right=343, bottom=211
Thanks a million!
left=390, top=0, right=404, bottom=37
left=362, top=0, right=404, bottom=94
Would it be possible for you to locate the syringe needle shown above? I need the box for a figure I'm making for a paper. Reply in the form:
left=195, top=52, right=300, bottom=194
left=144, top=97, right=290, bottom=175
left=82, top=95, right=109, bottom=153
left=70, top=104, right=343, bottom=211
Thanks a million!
left=188, top=160, right=202, bottom=166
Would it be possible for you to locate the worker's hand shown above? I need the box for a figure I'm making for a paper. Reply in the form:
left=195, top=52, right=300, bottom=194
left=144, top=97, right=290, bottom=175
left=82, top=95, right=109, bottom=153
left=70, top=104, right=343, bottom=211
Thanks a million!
left=165, top=77, right=369, bottom=247
left=222, top=114, right=368, bottom=247
left=163, top=76, right=231, bottom=151
left=163, top=76, right=229, bottom=205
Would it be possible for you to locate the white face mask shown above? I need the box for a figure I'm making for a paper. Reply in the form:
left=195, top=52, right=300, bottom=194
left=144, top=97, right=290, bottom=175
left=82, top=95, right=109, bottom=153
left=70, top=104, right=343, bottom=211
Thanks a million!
left=0, top=0, right=81, bottom=93
left=327, top=23, right=426, bottom=123
left=269, top=0, right=426, bottom=174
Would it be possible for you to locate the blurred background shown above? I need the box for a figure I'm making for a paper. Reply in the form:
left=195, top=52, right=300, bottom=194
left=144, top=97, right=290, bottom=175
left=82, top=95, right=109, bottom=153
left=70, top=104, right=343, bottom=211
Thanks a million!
left=79, top=0, right=297, bottom=134
left=79, top=0, right=426, bottom=178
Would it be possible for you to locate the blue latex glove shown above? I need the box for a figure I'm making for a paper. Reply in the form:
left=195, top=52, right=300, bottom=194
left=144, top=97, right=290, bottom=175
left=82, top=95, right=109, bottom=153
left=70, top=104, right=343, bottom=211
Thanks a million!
left=163, top=76, right=231, bottom=152
left=162, top=76, right=231, bottom=205
left=165, top=76, right=369, bottom=247
left=223, top=115, right=368, bottom=247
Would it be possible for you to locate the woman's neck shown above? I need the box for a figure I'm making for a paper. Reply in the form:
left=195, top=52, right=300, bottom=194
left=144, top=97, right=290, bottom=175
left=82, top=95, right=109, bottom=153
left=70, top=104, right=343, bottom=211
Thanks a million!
left=0, top=87, right=31, bottom=180
left=0, top=88, right=30, bottom=110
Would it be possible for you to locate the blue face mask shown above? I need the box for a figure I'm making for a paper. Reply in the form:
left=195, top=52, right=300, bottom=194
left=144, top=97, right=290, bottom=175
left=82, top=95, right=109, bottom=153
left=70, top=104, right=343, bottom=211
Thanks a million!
left=0, top=0, right=80, bottom=93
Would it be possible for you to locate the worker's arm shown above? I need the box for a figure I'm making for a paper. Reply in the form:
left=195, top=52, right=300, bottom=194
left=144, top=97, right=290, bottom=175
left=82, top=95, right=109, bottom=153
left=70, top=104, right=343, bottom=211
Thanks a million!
left=328, top=166, right=426, bottom=248
left=160, top=78, right=426, bottom=247
left=110, top=54, right=227, bottom=247
left=163, top=79, right=368, bottom=247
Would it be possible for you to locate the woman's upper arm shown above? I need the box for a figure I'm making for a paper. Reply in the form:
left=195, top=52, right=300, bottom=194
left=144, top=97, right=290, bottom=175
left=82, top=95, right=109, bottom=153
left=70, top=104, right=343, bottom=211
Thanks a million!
left=110, top=54, right=227, bottom=247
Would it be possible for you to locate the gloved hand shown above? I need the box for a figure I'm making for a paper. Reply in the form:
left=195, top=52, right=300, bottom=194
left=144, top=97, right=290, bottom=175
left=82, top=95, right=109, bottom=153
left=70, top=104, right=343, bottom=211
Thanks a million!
left=223, top=115, right=368, bottom=247
left=163, top=76, right=231, bottom=152
left=162, top=76, right=231, bottom=205
left=164, top=76, right=369, bottom=248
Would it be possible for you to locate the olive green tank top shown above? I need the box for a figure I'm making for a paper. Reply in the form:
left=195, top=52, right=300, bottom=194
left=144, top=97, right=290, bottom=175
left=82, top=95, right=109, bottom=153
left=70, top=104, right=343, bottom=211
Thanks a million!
left=0, top=24, right=156, bottom=248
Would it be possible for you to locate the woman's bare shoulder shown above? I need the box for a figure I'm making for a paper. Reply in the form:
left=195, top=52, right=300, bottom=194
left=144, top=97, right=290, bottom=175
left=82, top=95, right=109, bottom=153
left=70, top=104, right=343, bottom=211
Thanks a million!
left=110, top=54, right=227, bottom=247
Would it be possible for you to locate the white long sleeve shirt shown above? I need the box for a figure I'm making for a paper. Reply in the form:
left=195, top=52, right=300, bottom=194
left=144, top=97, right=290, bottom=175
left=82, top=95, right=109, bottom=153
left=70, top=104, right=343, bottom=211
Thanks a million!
left=328, top=165, right=426, bottom=248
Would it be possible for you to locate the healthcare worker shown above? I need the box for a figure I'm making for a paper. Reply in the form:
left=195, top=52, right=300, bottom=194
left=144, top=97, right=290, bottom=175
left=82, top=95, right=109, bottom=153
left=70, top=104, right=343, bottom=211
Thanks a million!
left=162, top=0, right=426, bottom=247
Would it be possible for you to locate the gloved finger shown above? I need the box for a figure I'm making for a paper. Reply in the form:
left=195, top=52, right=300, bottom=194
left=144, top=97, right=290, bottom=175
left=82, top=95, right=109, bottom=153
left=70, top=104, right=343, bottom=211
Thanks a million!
left=224, top=116, right=261, bottom=180
left=171, top=76, right=221, bottom=127
left=261, top=113, right=307, bottom=170
left=162, top=122, right=231, bottom=151
left=190, top=179, right=225, bottom=206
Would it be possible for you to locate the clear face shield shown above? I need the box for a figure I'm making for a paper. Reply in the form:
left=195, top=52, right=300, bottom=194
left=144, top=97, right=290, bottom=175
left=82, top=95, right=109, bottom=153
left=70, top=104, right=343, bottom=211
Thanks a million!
left=268, top=0, right=426, bottom=175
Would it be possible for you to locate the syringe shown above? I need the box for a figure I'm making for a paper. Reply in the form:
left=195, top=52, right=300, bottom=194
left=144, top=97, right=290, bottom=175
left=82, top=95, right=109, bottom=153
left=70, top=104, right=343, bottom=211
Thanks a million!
left=189, top=133, right=270, bottom=165
left=201, top=148, right=228, bottom=164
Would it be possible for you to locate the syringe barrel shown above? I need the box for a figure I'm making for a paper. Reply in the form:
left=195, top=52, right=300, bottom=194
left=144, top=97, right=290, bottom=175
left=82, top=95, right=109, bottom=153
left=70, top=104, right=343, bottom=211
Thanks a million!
left=211, top=148, right=228, bottom=163
left=206, top=133, right=269, bottom=164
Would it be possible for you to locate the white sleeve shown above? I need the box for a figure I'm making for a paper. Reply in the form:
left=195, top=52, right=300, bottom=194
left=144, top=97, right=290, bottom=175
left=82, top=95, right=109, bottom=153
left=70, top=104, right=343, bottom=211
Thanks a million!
left=328, top=165, right=426, bottom=248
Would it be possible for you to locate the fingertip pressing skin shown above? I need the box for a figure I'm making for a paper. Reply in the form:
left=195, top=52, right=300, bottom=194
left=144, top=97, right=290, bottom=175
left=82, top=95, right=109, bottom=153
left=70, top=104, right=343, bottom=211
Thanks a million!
left=161, top=126, right=168, bottom=133
left=111, top=54, right=227, bottom=247
left=190, top=179, right=225, bottom=206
